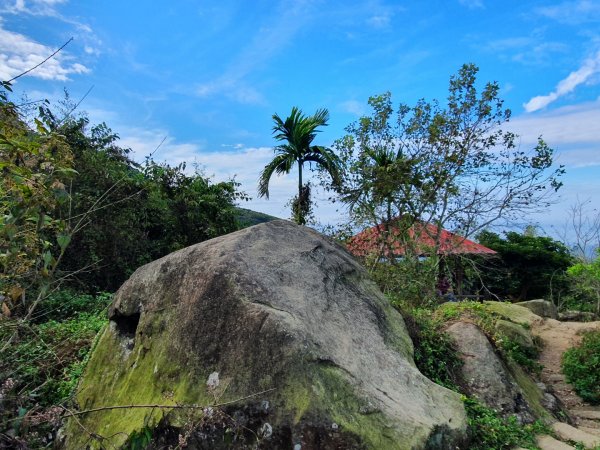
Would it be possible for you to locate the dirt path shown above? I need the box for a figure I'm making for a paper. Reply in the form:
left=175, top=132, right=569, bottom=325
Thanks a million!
left=530, top=318, right=600, bottom=449
left=533, top=318, right=600, bottom=412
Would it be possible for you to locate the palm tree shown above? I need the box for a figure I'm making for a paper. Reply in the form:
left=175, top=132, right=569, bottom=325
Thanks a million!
left=258, top=107, right=342, bottom=225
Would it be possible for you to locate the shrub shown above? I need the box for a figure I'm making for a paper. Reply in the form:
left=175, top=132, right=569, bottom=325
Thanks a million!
left=464, top=396, right=548, bottom=449
left=394, top=302, right=462, bottom=389
left=0, top=290, right=110, bottom=445
left=562, top=330, right=600, bottom=404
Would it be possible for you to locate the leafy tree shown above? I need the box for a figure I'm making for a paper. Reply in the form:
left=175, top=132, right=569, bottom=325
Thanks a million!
left=258, top=107, right=342, bottom=225
left=0, top=81, right=74, bottom=317
left=477, top=230, right=573, bottom=300
left=329, top=64, right=564, bottom=257
left=49, top=113, right=245, bottom=291
left=567, top=249, right=600, bottom=314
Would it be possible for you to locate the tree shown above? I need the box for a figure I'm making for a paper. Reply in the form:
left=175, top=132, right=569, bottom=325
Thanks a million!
left=49, top=113, right=245, bottom=292
left=477, top=230, right=573, bottom=300
left=567, top=249, right=600, bottom=314
left=258, top=107, right=342, bottom=225
left=329, top=64, right=564, bottom=262
left=0, top=81, right=74, bottom=318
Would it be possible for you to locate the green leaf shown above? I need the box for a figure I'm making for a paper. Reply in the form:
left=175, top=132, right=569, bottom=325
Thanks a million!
left=57, top=233, right=71, bottom=250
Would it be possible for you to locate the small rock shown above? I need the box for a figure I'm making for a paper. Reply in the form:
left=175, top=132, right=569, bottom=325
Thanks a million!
left=260, top=400, right=270, bottom=412
left=331, top=422, right=338, bottom=430
left=207, top=371, right=219, bottom=389
left=259, top=422, right=273, bottom=439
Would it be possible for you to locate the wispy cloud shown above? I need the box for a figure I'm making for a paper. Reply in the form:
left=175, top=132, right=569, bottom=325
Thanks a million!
left=510, top=99, right=600, bottom=167
left=536, top=0, right=600, bottom=25
left=523, top=50, right=600, bottom=112
left=0, top=19, right=89, bottom=81
left=194, top=1, right=318, bottom=105
left=339, top=99, right=365, bottom=116
left=459, top=0, right=484, bottom=9
left=483, top=35, right=568, bottom=67
left=366, top=12, right=392, bottom=29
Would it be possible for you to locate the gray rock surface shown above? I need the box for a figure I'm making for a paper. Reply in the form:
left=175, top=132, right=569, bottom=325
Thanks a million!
left=515, top=299, right=558, bottom=319
left=446, top=322, right=535, bottom=424
left=559, top=310, right=598, bottom=322
left=495, top=319, right=536, bottom=352
left=64, top=220, right=467, bottom=449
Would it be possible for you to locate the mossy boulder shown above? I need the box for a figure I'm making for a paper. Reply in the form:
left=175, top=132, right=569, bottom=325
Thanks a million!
left=483, top=301, right=543, bottom=327
left=495, top=319, right=536, bottom=353
left=446, top=322, right=535, bottom=424
left=63, top=220, right=467, bottom=449
left=515, top=300, right=558, bottom=319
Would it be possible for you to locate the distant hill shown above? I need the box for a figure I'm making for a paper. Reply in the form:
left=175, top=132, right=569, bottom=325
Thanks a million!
left=235, top=207, right=280, bottom=228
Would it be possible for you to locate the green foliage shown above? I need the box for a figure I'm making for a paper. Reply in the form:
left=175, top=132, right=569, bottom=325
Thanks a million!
left=562, top=330, right=600, bottom=404
left=463, top=396, right=548, bottom=449
left=395, top=305, right=462, bottom=389
left=234, top=207, right=277, bottom=228
left=0, top=82, right=75, bottom=316
left=124, top=426, right=154, bottom=450
left=477, top=230, right=573, bottom=300
left=370, top=255, right=440, bottom=307
left=40, top=107, right=246, bottom=292
left=34, top=289, right=112, bottom=322
left=567, top=249, right=600, bottom=314
left=0, top=290, right=110, bottom=443
left=500, top=338, right=542, bottom=375
left=258, top=106, right=342, bottom=225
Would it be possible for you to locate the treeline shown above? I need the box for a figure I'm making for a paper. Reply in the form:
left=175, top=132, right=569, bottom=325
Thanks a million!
left=1, top=87, right=246, bottom=313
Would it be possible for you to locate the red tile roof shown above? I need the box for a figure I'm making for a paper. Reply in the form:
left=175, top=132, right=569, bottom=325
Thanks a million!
left=347, top=221, right=496, bottom=257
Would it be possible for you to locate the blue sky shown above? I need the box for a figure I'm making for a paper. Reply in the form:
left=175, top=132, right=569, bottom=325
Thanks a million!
left=1, top=0, right=599, bottom=239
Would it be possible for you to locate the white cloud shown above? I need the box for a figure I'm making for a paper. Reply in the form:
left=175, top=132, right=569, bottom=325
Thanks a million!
left=523, top=50, right=600, bottom=112
left=510, top=100, right=600, bottom=167
left=0, top=20, right=89, bottom=81
left=339, top=99, right=365, bottom=116
left=1, top=0, right=67, bottom=17
left=536, top=0, right=600, bottom=24
left=367, top=13, right=391, bottom=29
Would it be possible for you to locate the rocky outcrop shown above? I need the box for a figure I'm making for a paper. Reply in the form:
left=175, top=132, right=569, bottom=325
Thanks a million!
left=495, top=319, right=536, bottom=352
left=446, top=322, right=535, bottom=424
left=515, top=299, right=558, bottom=319
left=559, top=310, right=598, bottom=322
left=482, top=301, right=543, bottom=327
left=63, top=220, right=467, bottom=449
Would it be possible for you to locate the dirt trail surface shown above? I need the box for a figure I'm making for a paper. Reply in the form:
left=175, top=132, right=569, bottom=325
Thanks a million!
left=531, top=318, right=600, bottom=449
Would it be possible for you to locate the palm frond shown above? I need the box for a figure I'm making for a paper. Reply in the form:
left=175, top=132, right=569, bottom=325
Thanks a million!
left=257, top=152, right=295, bottom=198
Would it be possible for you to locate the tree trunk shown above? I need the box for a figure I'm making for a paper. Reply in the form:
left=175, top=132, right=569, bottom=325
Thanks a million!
left=297, top=160, right=303, bottom=225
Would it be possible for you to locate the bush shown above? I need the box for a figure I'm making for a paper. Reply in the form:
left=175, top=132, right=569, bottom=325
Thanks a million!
left=0, top=290, right=110, bottom=446
left=463, top=396, right=548, bottom=449
left=562, top=330, right=600, bottom=404
left=393, top=302, right=462, bottom=389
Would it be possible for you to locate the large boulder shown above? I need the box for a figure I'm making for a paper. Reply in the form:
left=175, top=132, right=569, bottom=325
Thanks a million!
left=483, top=301, right=544, bottom=327
left=64, top=220, right=467, bottom=449
left=446, top=322, right=535, bottom=424
left=515, top=300, right=558, bottom=319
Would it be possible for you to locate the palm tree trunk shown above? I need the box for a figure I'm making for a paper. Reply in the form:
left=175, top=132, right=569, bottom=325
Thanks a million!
left=297, top=159, right=303, bottom=224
